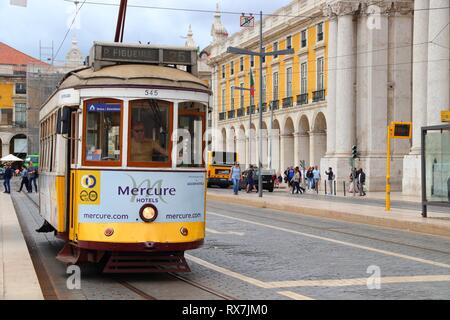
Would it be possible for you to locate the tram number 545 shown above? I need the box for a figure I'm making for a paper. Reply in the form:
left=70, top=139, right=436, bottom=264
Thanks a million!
left=145, top=89, right=159, bottom=97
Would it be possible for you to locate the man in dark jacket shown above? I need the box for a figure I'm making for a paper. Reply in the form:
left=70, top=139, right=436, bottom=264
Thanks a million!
left=357, top=168, right=366, bottom=196
left=3, top=164, right=13, bottom=194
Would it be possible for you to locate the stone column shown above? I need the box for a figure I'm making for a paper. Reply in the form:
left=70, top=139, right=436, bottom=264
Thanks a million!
left=411, top=0, right=430, bottom=152
left=2, top=144, right=9, bottom=157
left=335, top=4, right=356, bottom=155
left=293, top=132, right=301, bottom=166
left=280, top=134, right=288, bottom=170
left=402, top=0, right=430, bottom=196
left=427, top=0, right=450, bottom=125
left=323, top=6, right=338, bottom=156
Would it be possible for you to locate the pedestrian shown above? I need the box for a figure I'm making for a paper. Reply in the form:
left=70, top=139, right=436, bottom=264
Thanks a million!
left=28, top=161, right=38, bottom=193
left=447, top=177, right=450, bottom=202
left=357, top=168, right=366, bottom=196
left=3, top=164, right=13, bottom=194
left=18, top=165, right=31, bottom=193
left=291, top=166, right=305, bottom=194
left=306, top=167, right=313, bottom=190
left=246, top=165, right=255, bottom=193
left=313, top=165, right=321, bottom=192
left=325, top=167, right=334, bottom=195
left=229, top=162, right=242, bottom=195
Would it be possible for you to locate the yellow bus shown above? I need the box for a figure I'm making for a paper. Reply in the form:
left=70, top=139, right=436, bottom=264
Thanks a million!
left=207, top=151, right=237, bottom=188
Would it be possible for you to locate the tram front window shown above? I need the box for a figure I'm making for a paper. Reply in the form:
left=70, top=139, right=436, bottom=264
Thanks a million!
left=129, top=99, right=170, bottom=165
left=85, top=101, right=121, bottom=163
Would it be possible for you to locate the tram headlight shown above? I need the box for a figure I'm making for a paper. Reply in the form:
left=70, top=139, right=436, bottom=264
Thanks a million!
left=139, top=204, right=158, bottom=222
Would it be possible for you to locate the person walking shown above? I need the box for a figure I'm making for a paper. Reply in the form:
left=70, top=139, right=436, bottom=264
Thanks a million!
left=313, top=166, right=321, bottom=192
left=325, top=167, right=334, bottom=195
left=3, top=164, right=13, bottom=194
left=246, top=165, right=255, bottom=193
left=18, top=165, right=31, bottom=193
left=28, top=161, right=38, bottom=193
left=229, top=162, right=242, bottom=195
left=357, top=168, right=366, bottom=196
left=291, top=166, right=305, bottom=194
left=306, top=167, right=313, bottom=190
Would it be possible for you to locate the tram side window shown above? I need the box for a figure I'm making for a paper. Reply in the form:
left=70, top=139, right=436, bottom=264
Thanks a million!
left=129, top=99, right=170, bottom=165
left=177, top=102, right=205, bottom=167
left=85, top=102, right=121, bottom=163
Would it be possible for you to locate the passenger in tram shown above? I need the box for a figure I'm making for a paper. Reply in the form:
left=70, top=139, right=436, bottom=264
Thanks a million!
left=130, top=121, right=168, bottom=162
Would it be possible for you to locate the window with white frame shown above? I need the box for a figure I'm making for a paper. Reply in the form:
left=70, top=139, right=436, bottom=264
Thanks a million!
left=14, top=103, right=26, bottom=126
left=230, top=61, right=234, bottom=75
left=273, top=42, right=278, bottom=59
left=239, top=82, right=244, bottom=108
left=250, top=55, right=254, bottom=68
left=301, top=62, right=307, bottom=94
left=317, top=22, right=324, bottom=42
left=221, top=88, right=226, bottom=112
left=286, top=67, right=292, bottom=98
left=273, top=71, right=279, bottom=100
left=317, top=57, right=324, bottom=90
left=262, top=47, right=266, bottom=63
left=222, top=65, right=225, bottom=78
left=286, top=36, right=292, bottom=49
left=230, top=86, right=235, bottom=109
left=301, top=30, right=307, bottom=48
left=262, top=74, right=267, bottom=103
left=240, top=57, right=244, bottom=72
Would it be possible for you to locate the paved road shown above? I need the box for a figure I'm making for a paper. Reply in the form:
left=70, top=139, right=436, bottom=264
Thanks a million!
left=11, top=186, right=450, bottom=300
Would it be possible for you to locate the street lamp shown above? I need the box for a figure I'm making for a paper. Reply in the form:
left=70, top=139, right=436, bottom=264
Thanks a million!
left=227, top=11, right=294, bottom=198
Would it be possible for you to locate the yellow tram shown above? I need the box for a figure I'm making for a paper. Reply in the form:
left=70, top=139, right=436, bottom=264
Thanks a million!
left=38, top=42, right=209, bottom=272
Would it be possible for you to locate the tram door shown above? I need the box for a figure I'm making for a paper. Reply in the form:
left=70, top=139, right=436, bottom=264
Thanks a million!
left=68, top=108, right=79, bottom=240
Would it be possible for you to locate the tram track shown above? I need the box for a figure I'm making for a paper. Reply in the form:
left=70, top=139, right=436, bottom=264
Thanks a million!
left=207, top=201, right=450, bottom=256
left=19, top=187, right=235, bottom=300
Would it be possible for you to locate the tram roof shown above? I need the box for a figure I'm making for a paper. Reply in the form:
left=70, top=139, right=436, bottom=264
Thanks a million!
left=58, top=64, right=210, bottom=92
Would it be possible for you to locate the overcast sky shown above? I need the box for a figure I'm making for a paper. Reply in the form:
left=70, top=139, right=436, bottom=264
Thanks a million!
left=1, top=0, right=291, bottom=64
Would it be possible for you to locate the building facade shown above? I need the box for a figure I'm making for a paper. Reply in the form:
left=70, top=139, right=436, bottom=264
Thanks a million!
left=209, top=0, right=329, bottom=173
left=0, top=42, right=47, bottom=158
left=207, top=0, right=435, bottom=192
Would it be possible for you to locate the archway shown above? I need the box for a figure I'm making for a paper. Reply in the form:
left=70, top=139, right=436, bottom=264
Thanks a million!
left=9, top=134, right=27, bottom=159
left=271, top=119, right=281, bottom=174
left=260, top=121, right=268, bottom=167
left=228, top=127, right=236, bottom=153
left=298, top=115, right=310, bottom=167
left=311, top=112, right=327, bottom=167
left=220, top=128, right=227, bottom=152
left=281, top=117, right=295, bottom=170
left=237, top=125, right=247, bottom=167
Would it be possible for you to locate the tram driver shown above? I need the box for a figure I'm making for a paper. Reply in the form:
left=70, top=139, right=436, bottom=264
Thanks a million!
left=130, top=121, right=168, bottom=162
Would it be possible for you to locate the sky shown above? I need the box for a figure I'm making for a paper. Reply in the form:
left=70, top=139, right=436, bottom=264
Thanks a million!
left=0, top=0, right=292, bottom=64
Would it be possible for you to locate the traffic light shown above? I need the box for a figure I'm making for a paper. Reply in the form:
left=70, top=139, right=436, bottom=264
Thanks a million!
left=351, top=145, right=358, bottom=159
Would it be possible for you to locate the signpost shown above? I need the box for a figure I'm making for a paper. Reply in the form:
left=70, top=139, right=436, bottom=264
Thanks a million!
left=386, top=122, right=412, bottom=211
left=441, top=110, right=450, bottom=122
left=240, top=15, right=255, bottom=28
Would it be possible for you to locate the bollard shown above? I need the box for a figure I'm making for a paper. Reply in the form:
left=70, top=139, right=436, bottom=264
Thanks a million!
left=324, top=179, right=327, bottom=195
left=343, top=181, right=346, bottom=197
left=334, top=180, right=336, bottom=195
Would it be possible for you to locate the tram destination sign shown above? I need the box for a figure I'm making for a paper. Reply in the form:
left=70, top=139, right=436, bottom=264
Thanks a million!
left=91, top=42, right=196, bottom=67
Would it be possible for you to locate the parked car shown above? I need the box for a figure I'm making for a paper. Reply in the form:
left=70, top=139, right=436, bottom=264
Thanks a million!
left=239, top=167, right=275, bottom=192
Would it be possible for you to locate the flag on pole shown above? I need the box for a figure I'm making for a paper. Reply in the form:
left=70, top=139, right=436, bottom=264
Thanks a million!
left=250, top=68, right=255, bottom=97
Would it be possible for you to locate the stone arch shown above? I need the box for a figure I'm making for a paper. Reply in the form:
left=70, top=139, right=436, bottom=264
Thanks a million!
left=310, top=112, right=327, bottom=167
left=298, top=115, right=310, bottom=167
left=9, top=133, right=27, bottom=159
left=281, top=117, right=295, bottom=170
left=270, top=119, right=281, bottom=173
left=220, top=127, right=227, bottom=152
left=228, top=126, right=236, bottom=153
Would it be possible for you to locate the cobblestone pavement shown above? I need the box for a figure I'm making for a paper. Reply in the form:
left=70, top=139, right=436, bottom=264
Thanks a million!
left=10, top=181, right=450, bottom=300
left=177, top=201, right=450, bottom=300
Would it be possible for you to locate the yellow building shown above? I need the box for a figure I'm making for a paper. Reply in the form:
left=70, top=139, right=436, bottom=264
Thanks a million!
left=208, top=0, right=329, bottom=173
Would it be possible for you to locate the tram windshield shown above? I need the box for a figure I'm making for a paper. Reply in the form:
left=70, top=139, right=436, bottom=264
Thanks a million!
left=85, top=102, right=121, bottom=162
left=129, top=99, right=170, bottom=165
